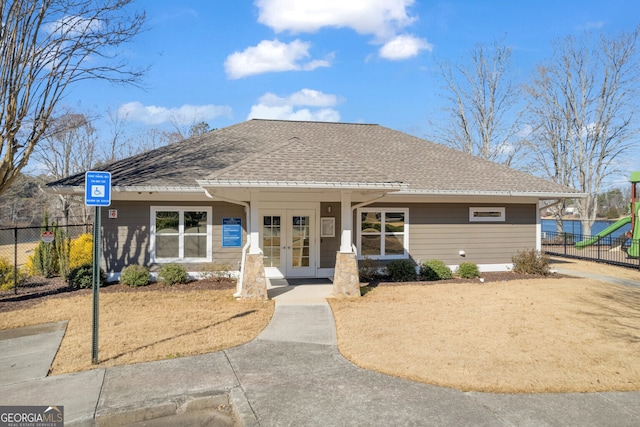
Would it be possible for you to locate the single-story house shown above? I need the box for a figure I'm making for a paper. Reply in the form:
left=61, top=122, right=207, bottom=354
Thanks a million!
left=48, top=119, right=581, bottom=299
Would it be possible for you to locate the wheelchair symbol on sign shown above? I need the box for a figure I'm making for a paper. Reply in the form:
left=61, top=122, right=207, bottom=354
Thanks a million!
left=92, top=185, right=105, bottom=197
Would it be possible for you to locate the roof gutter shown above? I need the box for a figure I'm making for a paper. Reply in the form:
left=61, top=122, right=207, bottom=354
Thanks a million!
left=196, top=179, right=408, bottom=191
left=395, top=189, right=586, bottom=199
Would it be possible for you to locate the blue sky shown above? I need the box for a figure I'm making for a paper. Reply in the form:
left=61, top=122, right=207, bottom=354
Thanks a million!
left=65, top=0, right=640, bottom=182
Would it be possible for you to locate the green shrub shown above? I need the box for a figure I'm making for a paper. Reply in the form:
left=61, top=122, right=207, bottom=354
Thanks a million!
left=358, top=257, right=384, bottom=282
left=55, top=227, right=70, bottom=279
left=68, top=263, right=107, bottom=289
left=120, top=264, right=150, bottom=287
left=158, top=263, right=188, bottom=286
left=387, top=259, right=417, bottom=282
left=456, top=262, right=480, bottom=279
left=420, top=259, right=453, bottom=281
left=0, top=257, right=26, bottom=291
left=30, top=213, right=59, bottom=277
left=512, top=249, right=550, bottom=275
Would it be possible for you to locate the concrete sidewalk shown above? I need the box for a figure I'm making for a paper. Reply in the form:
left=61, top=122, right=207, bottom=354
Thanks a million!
left=1, top=275, right=639, bottom=426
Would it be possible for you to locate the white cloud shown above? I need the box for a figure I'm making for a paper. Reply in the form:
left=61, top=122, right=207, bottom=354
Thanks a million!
left=256, top=0, right=416, bottom=40
left=379, top=34, right=432, bottom=60
left=248, top=89, right=342, bottom=121
left=117, top=102, right=232, bottom=125
left=224, top=39, right=331, bottom=79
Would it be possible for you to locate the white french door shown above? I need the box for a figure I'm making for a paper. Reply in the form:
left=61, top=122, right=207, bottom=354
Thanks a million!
left=261, top=209, right=316, bottom=278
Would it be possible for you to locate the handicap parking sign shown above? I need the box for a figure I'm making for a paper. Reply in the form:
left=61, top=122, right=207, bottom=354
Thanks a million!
left=85, top=171, right=111, bottom=206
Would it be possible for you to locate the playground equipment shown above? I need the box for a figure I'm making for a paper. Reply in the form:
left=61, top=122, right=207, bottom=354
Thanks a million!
left=575, top=171, right=640, bottom=257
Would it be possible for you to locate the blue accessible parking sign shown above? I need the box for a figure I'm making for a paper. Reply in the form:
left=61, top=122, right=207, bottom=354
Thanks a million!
left=85, top=171, right=111, bottom=206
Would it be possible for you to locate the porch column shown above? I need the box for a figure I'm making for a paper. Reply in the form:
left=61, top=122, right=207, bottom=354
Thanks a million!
left=333, top=191, right=360, bottom=298
left=240, top=193, right=267, bottom=300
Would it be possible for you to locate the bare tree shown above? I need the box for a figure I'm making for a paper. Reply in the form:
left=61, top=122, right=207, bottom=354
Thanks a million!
left=434, top=39, right=527, bottom=166
left=526, top=27, right=640, bottom=235
left=34, top=109, right=98, bottom=224
left=0, top=0, right=146, bottom=196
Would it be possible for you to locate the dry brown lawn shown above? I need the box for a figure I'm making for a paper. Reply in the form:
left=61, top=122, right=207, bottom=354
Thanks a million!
left=330, top=262, right=640, bottom=393
left=0, top=288, right=274, bottom=375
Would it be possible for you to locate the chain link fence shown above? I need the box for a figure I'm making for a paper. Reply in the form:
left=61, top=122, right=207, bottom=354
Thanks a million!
left=542, top=230, right=640, bottom=269
left=0, top=224, right=92, bottom=295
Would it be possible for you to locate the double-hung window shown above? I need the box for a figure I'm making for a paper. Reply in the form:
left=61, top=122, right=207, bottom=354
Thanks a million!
left=151, top=206, right=212, bottom=262
left=357, top=208, right=409, bottom=259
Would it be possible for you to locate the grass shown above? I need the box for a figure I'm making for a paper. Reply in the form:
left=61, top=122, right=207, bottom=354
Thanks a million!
left=329, top=260, right=640, bottom=393
left=2, top=257, right=640, bottom=393
left=0, top=288, right=274, bottom=374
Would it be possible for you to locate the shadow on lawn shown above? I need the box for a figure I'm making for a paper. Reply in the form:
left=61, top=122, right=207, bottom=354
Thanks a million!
left=577, top=287, right=640, bottom=344
left=100, top=310, right=258, bottom=363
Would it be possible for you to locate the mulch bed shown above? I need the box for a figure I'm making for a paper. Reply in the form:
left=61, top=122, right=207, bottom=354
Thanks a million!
left=0, top=276, right=236, bottom=313
left=365, top=271, right=566, bottom=287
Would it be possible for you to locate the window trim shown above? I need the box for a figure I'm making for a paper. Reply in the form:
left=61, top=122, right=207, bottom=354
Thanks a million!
left=150, top=206, right=213, bottom=263
left=356, top=207, right=409, bottom=260
left=469, top=207, right=506, bottom=222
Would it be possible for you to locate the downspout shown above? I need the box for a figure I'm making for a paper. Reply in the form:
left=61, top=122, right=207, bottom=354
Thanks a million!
left=203, top=189, right=250, bottom=298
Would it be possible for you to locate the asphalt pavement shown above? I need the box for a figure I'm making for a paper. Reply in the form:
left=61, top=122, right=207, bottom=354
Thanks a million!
left=0, top=276, right=639, bottom=426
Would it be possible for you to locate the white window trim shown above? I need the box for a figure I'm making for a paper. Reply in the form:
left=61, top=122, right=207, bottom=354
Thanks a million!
left=469, top=207, right=506, bottom=222
left=150, top=206, right=213, bottom=263
left=356, top=207, right=409, bottom=260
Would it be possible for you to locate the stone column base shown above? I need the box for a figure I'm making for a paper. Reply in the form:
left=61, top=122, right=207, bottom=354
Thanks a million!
left=239, top=253, right=268, bottom=301
left=333, top=252, right=360, bottom=298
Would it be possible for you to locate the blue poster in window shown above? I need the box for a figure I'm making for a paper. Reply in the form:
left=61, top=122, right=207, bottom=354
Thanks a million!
left=222, top=217, right=242, bottom=247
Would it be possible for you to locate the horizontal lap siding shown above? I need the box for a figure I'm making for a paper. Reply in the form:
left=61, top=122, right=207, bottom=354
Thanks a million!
left=320, top=202, right=341, bottom=268
left=102, top=201, right=245, bottom=273
left=368, top=203, right=537, bottom=265
left=412, top=203, right=536, bottom=265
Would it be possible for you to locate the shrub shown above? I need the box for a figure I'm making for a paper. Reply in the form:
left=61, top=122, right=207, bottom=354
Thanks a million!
left=68, top=263, right=107, bottom=289
left=30, top=213, right=59, bottom=277
left=120, top=264, right=150, bottom=287
left=55, top=227, right=70, bottom=279
left=69, top=233, right=93, bottom=270
left=420, top=260, right=453, bottom=281
left=158, top=263, right=188, bottom=286
left=387, top=259, right=417, bottom=282
left=456, top=262, right=480, bottom=279
left=358, top=257, right=384, bottom=282
left=0, top=257, right=26, bottom=291
left=512, top=249, right=550, bottom=275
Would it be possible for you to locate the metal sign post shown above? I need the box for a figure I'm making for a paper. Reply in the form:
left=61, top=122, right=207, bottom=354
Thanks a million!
left=85, top=171, right=111, bottom=365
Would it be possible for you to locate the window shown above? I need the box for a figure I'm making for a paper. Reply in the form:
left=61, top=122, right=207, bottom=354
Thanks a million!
left=469, top=207, right=505, bottom=222
left=151, top=206, right=212, bottom=262
left=357, top=208, right=408, bottom=259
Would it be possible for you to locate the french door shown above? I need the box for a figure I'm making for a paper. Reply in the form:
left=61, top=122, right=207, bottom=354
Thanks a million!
left=261, top=209, right=316, bottom=278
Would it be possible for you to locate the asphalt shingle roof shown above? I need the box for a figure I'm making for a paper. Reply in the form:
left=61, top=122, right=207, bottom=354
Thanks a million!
left=48, top=119, right=579, bottom=195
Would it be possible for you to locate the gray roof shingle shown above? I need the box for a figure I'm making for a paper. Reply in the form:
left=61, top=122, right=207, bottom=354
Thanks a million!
left=48, top=119, right=579, bottom=196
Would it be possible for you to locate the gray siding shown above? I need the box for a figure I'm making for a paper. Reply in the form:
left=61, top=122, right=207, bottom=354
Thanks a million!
left=101, top=201, right=245, bottom=273
left=363, top=203, right=537, bottom=266
left=319, top=202, right=341, bottom=268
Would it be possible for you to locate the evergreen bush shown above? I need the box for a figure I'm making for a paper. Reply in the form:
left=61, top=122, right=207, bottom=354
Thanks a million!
left=456, top=262, right=480, bottom=279
left=387, top=259, right=417, bottom=282
left=420, top=259, right=453, bottom=281
left=158, top=263, right=188, bottom=286
left=68, top=263, right=106, bottom=289
left=358, top=257, right=384, bottom=282
left=120, top=264, right=150, bottom=287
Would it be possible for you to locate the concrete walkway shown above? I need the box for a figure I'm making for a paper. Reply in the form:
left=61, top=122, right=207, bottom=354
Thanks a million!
left=1, top=274, right=639, bottom=426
